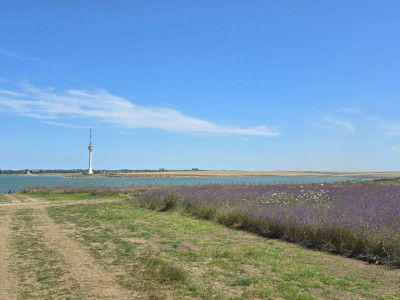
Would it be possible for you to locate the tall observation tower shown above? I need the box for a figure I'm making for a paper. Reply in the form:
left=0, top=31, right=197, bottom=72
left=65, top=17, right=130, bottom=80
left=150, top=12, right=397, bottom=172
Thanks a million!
left=88, top=129, right=93, bottom=174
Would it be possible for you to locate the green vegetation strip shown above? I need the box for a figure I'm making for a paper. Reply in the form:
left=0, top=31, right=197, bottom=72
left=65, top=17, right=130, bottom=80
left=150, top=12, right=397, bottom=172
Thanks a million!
left=42, top=193, right=400, bottom=299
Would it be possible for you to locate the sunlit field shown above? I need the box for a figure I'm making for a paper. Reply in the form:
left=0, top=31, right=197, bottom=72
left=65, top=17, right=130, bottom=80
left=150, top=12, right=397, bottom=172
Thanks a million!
left=137, top=182, right=400, bottom=267
left=1, top=183, right=400, bottom=299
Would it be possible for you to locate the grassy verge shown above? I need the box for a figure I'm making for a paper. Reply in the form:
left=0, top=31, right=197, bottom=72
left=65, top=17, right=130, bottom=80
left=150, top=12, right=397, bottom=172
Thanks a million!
left=28, top=192, right=122, bottom=201
left=134, top=185, right=400, bottom=266
left=44, top=194, right=400, bottom=299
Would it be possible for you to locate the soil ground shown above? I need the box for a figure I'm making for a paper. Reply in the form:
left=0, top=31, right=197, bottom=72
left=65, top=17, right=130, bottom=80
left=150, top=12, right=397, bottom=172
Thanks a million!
left=1, top=193, right=399, bottom=299
left=0, top=195, right=135, bottom=299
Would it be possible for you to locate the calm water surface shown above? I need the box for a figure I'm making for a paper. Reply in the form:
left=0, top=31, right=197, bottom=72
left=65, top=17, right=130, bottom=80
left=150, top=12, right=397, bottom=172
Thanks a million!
left=0, top=174, right=374, bottom=194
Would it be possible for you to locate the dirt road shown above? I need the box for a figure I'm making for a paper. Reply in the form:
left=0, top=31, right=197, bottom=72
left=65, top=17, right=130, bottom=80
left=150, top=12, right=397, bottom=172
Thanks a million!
left=0, top=195, right=137, bottom=299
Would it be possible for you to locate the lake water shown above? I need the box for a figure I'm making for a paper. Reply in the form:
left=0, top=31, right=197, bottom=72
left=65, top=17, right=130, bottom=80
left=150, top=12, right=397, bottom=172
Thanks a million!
left=0, top=174, right=374, bottom=194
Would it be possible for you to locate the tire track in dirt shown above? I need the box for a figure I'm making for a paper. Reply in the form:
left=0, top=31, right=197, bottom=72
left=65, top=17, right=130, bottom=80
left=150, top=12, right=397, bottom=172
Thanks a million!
left=0, top=197, right=123, bottom=209
left=2, top=195, right=137, bottom=299
left=0, top=213, right=18, bottom=300
left=33, top=207, right=136, bottom=299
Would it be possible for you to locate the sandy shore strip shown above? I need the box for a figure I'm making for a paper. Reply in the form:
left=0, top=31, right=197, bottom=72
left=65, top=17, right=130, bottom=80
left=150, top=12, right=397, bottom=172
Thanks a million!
left=21, top=170, right=400, bottom=178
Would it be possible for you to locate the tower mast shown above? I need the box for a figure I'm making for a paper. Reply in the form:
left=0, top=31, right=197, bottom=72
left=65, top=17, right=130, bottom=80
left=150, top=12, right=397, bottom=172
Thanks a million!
left=88, top=128, right=93, bottom=174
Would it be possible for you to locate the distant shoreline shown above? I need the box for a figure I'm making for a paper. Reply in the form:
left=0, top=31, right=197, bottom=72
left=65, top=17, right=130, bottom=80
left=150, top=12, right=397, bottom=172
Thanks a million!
left=16, top=170, right=400, bottom=178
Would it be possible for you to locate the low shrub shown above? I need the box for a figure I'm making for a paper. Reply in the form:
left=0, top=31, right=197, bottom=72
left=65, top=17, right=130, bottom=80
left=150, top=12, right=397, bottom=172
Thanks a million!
left=160, top=190, right=179, bottom=212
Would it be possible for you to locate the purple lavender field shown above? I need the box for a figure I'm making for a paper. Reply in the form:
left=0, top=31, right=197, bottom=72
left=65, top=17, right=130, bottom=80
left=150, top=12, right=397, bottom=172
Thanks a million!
left=137, top=182, right=400, bottom=266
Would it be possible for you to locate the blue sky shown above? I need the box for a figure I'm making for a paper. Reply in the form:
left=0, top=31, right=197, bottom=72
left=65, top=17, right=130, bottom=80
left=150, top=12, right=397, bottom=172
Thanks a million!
left=1, top=0, right=400, bottom=171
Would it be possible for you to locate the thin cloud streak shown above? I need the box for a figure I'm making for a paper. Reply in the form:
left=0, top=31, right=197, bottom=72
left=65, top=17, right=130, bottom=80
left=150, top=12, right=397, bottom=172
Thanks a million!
left=389, top=144, right=400, bottom=153
left=381, top=124, right=400, bottom=137
left=323, top=116, right=355, bottom=133
left=375, top=120, right=400, bottom=137
left=338, top=107, right=362, bottom=114
left=44, top=121, right=90, bottom=129
left=0, top=84, right=280, bottom=137
left=0, top=49, right=49, bottom=64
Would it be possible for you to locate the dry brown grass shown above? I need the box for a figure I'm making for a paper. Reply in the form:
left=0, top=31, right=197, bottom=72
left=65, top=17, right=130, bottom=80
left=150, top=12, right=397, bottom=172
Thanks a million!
left=53, top=170, right=400, bottom=178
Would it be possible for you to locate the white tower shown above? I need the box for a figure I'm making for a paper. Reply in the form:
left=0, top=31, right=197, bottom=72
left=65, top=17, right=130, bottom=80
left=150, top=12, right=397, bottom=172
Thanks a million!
left=88, top=128, right=93, bottom=174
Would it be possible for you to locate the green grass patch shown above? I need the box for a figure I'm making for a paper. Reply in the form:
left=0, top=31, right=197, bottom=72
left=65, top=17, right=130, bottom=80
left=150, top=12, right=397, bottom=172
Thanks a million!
left=31, top=192, right=120, bottom=201
left=43, top=195, right=400, bottom=299
left=0, top=195, right=13, bottom=203
left=0, top=194, right=27, bottom=204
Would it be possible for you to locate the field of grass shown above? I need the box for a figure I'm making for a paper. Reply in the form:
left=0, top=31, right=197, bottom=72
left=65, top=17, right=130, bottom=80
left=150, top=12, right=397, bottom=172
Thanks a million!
left=136, top=183, right=400, bottom=267
left=0, top=192, right=399, bottom=299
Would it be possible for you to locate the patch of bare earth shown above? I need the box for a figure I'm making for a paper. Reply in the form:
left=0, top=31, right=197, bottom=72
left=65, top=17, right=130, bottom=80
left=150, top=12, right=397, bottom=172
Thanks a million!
left=3, top=195, right=140, bottom=299
left=180, top=241, right=201, bottom=251
left=123, top=236, right=175, bottom=251
left=242, top=264, right=264, bottom=276
left=33, top=207, right=136, bottom=299
left=281, top=244, right=400, bottom=298
left=321, top=256, right=400, bottom=296
left=0, top=195, right=123, bottom=209
left=206, top=228, right=400, bottom=298
left=0, top=213, right=18, bottom=299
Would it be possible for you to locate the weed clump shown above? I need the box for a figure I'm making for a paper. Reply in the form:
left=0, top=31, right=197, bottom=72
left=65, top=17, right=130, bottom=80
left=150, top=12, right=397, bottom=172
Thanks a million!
left=160, top=190, right=179, bottom=212
left=139, top=253, right=187, bottom=282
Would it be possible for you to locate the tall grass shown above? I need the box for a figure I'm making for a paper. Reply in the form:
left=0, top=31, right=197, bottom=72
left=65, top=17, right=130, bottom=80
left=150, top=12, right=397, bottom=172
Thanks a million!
left=134, top=183, right=400, bottom=266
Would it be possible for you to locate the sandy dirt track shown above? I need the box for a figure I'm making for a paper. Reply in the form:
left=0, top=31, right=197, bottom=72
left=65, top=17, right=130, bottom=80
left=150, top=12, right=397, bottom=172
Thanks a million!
left=0, top=195, right=136, bottom=299
left=0, top=213, right=18, bottom=299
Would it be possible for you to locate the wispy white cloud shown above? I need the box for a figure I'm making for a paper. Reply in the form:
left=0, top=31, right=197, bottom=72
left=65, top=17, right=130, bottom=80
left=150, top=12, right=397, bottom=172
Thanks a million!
left=0, top=83, right=279, bottom=137
left=0, top=89, right=26, bottom=97
left=367, top=116, right=400, bottom=137
left=43, top=121, right=90, bottom=129
left=389, top=144, right=400, bottom=153
left=323, top=116, right=355, bottom=133
left=337, top=107, right=362, bottom=114
left=381, top=124, right=400, bottom=137
left=0, top=49, right=49, bottom=64
left=377, top=122, right=400, bottom=137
